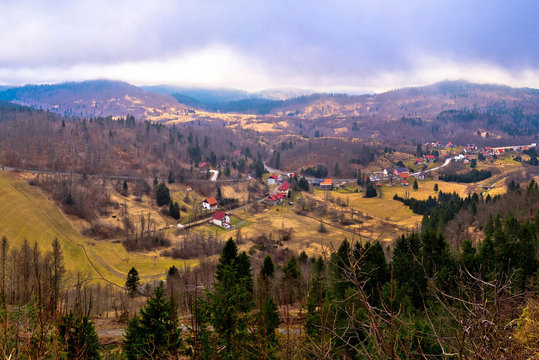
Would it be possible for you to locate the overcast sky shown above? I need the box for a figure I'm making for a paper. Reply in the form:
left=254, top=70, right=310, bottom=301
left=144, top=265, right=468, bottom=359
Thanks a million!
left=0, top=0, right=538, bottom=92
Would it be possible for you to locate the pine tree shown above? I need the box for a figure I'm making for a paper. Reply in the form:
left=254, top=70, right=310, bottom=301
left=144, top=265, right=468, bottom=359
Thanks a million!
left=413, top=179, right=418, bottom=190
left=169, top=201, right=180, bottom=220
left=123, top=282, right=182, bottom=359
left=168, top=170, right=175, bottom=184
left=59, top=312, right=100, bottom=360
left=125, top=267, right=140, bottom=297
left=434, top=183, right=439, bottom=192
left=156, top=182, right=171, bottom=206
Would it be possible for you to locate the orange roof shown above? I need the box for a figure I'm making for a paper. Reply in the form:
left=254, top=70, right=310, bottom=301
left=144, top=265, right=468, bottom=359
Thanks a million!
left=324, top=178, right=333, bottom=184
left=399, top=172, right=409, bottom=179
left=204, top=197, right=218, bottom=206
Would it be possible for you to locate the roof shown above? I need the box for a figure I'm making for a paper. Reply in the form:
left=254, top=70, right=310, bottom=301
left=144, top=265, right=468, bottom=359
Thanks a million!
left=213, top=211, right=227, bottom=221
left=396, top=167, right=408, bottom=173
left=425, top=155, right=435, bottom=159
left=268, top=193, right=284, bottom=201
left=400, top=172, right=410, bottom=179
left=198, top=162, right=208, bottom=168
left=233, top=150, right=242, bottom=156
left=269, top=175, right=279, bottom=180
left=402, top=179, right=409, bottom=185
left=323, top=178, right=333, bottom=184
left=204, top=197, right=218, bottom=206
left=278, top=182, right=290, bottom=191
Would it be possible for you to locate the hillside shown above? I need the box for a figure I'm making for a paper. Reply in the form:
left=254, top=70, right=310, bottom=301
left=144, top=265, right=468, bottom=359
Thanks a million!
left=0, top=80, right=191, bottom=121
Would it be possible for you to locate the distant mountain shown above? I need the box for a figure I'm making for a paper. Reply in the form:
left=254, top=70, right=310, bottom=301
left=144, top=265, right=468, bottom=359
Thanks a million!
left=0, top=80, right=190, bottom=120
left=0, top=85, right=14, bottom=92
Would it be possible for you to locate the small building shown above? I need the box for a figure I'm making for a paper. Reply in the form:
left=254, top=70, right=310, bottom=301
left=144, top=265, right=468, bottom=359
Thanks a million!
left=267, top=175, right=279, bottom=185
left=212, top=211, right=230, bottom=228
left=425, top=155, right=435, bottom=163
left=287, top=173, right=295, bottom=180
left=311, top=179, right=323, bottom=187
left=198, top=162, right=208, bottom=172
left=202, top=197, right=218, bottom=210
left=393, top=167, right=408, bottom=176
left=265, top=193, right=284, bottom=206
left=278, top=181, right=290, bottom=196
left=233, top=149, right=242, bottom=157
left=186, top=186, right=192, bottom=191
left=320, top=178, right=334, bottom=190
left=417, top=171, right=426, bottom=181
left=400, top=172, right=410, bottom=186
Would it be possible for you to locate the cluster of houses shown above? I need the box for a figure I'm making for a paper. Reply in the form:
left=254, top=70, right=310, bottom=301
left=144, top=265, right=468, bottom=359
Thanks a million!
left=200, top=197, right=232, bottom=229
left=414, top=154, right=436, bottom=165
left=425, top=141, right=454, bottom=149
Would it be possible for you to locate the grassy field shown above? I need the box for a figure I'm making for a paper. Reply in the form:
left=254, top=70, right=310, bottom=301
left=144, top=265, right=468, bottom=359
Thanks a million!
left=0, top=172, right=196, bottom=285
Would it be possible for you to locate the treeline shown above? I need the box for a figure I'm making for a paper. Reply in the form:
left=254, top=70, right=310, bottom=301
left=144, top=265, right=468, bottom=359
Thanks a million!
left=439, top=169, right=492, bottom=183
left=0, top=106, right=266, bottom=179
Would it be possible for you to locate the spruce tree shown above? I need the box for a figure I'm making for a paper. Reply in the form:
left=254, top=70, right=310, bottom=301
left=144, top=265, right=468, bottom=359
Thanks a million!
left=156, top=182, right=171, bottom=206
left=125, top=267, right=140, bottom=297
left=413, top=179, right=418, bottom=190
left=59, top=312, right=100, bottom=360
left=123, top=282, right=182, bottom=359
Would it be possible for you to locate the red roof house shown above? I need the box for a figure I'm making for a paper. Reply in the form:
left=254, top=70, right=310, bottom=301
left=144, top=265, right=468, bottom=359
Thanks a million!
left=212, top=211, right=230, bottom=228
left=202, top=197, right=218, bottom=210
left=278, top=181, right=290, bottom=195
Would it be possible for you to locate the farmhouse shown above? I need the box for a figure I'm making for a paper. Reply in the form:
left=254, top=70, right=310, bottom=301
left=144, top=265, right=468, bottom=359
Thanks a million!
left=425, top=155, right=435, bottom=163
left=198, top=162, right=208, bottom=172
left=278, top=181, right=290, bottom=196
left=202, top=197, right=218, bottom=210
left=400, top=172, right=410, bottom=186
left=212, top=211, right=230, bottom=228
left=265, top=193, right=284, bottom=206
left=267, top=175, right=279, bottom=185
left=393, top=167, right=408, bottom=176
left=320, top=179, right=334, bottom=190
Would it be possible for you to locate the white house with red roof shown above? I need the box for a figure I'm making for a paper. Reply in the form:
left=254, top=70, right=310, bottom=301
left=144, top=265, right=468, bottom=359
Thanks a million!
left=278, top=181, right=290, bottom=196
left=267, top=174, right=279, bottom=185
left=202, top=197, right=218, bottom=210
left=265, top=193, right=284, bottom=206
left=212, top=211, right=230, bottom=228
left=198, top=162, right=208, bottom=172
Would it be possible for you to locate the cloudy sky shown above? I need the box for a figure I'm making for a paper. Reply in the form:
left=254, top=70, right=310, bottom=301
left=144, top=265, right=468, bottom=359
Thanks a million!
left=0, top=0, right=538, bottom=92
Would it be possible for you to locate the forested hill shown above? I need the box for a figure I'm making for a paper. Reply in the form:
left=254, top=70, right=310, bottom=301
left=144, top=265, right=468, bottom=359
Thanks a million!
left=0, top=80, right=190, bottom=120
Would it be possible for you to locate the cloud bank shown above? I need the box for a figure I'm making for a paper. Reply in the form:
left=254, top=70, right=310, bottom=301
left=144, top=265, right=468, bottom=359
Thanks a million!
left=1, top=0, right=538, bottom=92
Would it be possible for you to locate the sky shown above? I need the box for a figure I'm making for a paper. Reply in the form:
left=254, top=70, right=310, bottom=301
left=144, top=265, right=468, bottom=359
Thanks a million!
left=0, top=0, right=538, bottom=93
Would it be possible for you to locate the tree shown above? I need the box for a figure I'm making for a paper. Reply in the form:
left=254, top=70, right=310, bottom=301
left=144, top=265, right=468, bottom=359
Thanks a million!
left=169, top=201, right=180, bottom=220
left=434, top=183, right=439, bottom=192
left=413, top=179, right=418, bottom=190
left=156, top=182, right=171, bottom=206
left=478, top=152, right=485, bottom=161
left=334, top=162, right=341, bottom=177
left=168, top=170, right=175, bottom=184
left=298, top=177, right=310, bottom=191
left=470, top=158, right=477, bottom=168
left=365, top=182, right=377, bottom=198
left=275, top=151, right=281, bottom=169
left=122, top=180, right=129, bottom=196
left=47, top=238, right=65, bottom=312
left=59, top=312, right=100, bottom=360
left=529, top=156, right=538, bottom=166
left=123, top=282, right=182, bottom=359
left=125, top=267, right=140, bottom=297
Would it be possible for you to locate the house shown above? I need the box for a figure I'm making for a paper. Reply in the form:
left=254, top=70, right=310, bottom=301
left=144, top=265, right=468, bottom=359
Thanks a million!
left=399, top=172, right=410, bottom=185
left=198, top=162, right=208, bottom=172
left=287, top=173, right=295, bottom=180
left=311, top=179, right=322, bottom=187
left=186, top=186, right=192, bottom=191
left=393, top=167, right=408, bottom=176
left=425, top=155, right=435, bottom=162
left=320, top=178, right=333, bottom=190
left=446, top=142, right=453, bottom=147
left=202, top=197, right=218, bottom=210
left=212, top=211, right=230, bottom=228
left=417, top=171, right=426, bottom=181
left=265, top=193, right=284, bottom=206
left=415, top=158, right=423, bottom=165
left=278, top=181, right=290, bottom=196
left=267, top=175, right=279, bottom=185
left=233, top=149, right=242, bottom=157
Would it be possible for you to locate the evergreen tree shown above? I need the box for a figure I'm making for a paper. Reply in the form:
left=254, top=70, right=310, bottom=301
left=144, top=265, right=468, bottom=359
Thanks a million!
left=168, top=170, right=175, bottom=184
left=169, top=201, right=180, bottom=220
left=59, top=312, right=100, bottom=360
left=122, top=180, right=129, bottom=196
left=156, top=182, right=171, bottom=206
left=298, top=177, right=310, bottom=191
left=123, top=283, right=182, bottom=359
left=413, top=179, right=418, bottom=190
left=365, top=182, right=377, bottom=198
left=434, top=183, right=439, bottom=192
left=392, top=233, right=426, bottom=308
left=125, top=267, right=140, bottom=297
left=275, top=151, right=280, bottom=169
